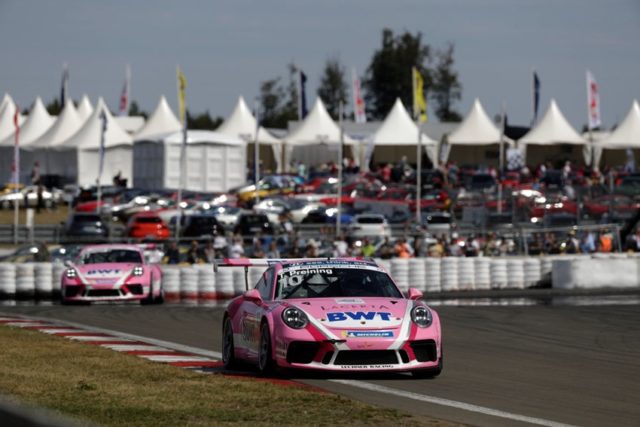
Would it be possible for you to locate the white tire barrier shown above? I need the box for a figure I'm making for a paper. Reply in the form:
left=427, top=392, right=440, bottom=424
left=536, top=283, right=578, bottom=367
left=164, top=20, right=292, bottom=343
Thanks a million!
left=390, top=258, right=410, bottom=293
left=0, top=263, right=16, bottom=299
left=490, top=258, right=508, bottom=289
left=408, top=258, right=426, bottom=292
left=424, top=258, right=441, bottom=293
left=457, top=257, right=475, bottom=290
left=197, top=265, right=216, bottom=304
left=507, top=259, right=525, bottom=289
left=15, top=263, right=35, bottom=299
left=474, top=257, right=491, bottom=290
left=34, top=262, right=53, bottom=299
left=524, top=258, right=542, bottom=287
left=441, top=257, right=459, bottom=292
left=249, top=266, right=268, bottom=289
left=162, top=266, right=181, bottom=303
left=232, top=269, right=246, bottom=296
left=180, top=267, right=199, bottom=304
left=214, top=268, right=234, bottom=300
left=375, top=258, right=392, bottom=274
left=52, top=262, right=65, bottom=296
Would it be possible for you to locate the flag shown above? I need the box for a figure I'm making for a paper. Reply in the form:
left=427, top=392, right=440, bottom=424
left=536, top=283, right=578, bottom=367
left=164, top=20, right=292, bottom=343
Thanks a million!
left=60, top=63, right=69, bottom=106
left=118, top=65, right=131, bottom=116
left=352, top=68, right=367, bottom=123
left=298, top=70, right=308, bottom=120
left=532, top=71, right=540, bottom=125
left=586, top=70, right=601, bottom=130
left=412, top=67, right=427, bottom=122
left=98, top=109, right=108, bottom=182
left=12, top=105, right=20, bottom=186
left=177, top=66, right=187, bottom=125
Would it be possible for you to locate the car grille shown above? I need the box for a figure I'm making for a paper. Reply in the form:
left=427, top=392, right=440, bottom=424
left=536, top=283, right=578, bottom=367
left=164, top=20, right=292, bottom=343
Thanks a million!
left=126, top=284, right=143, bottom=295
left=64, top=286, right=81, bottom=297
left=86, top=289, right=121, bottom=298
left=286, top=341, right=320, bottom=364
left=334, top=350, right=399, bottom=366
left=410, top=340, right=438, bottom=362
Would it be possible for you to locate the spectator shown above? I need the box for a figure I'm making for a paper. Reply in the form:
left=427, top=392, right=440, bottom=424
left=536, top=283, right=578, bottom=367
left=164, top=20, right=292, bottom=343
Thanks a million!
left=187, top=240, right=205, bottom=264
left=252, top=239, right=266, bottom=258
left=428, top=238, right=445, bottom=257
left=266, top=240, right=280, bottom=258
left=229, top=236, right=245, bottom=259
left=162, top=241, right=180, bottom=264
left=203, top=239, right=216, bottom=263
left=376, top=237, right=395, bottom=259
left=394, top=237, right=414, bottom=258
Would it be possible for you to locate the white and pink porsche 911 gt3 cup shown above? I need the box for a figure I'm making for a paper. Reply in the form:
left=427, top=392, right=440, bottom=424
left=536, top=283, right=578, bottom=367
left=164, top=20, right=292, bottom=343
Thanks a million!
left=60, top=244, right=164, bottom=304
left=219, top=258, right=442, bottom=378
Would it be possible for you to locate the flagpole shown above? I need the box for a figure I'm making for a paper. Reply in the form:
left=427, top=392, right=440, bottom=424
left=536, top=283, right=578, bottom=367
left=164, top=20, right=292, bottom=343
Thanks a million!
left=96, top=109, right=107, bottom=214
left=412, top=69, right=423, bottom=225
left=176, top=66, right=187, bottom=243
left=499, top=101, right=506, bottom=175
left=254, top=98, right=261, bottom=205
left=13, top=105, right=20, bottom=245
left=337, top=102, right=344, bottom=238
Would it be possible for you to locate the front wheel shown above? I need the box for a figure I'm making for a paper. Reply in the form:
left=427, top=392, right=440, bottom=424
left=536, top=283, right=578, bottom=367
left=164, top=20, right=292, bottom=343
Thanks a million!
left=222, top=317, right=237, bottom=369
left=257, top=321, right=275, bottom=375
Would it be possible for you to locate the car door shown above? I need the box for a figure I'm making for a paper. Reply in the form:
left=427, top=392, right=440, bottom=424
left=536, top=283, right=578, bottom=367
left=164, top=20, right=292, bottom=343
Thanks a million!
left=239, top=269, right=274, bottom=362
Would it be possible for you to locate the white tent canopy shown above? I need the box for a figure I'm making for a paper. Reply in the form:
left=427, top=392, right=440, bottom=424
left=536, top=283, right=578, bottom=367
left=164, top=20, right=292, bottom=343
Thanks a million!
left=27, top=99, right=83, bottom=149
left=54, top=97, right=133, bottom=187
left=133, top=95, right=182, bottom=140
left=519, top=99, right=587, bottom=146
left=285, top=98, right=356, bottom=168
left=76, top=95, right=93, bottom=122
left=447, top=98, right=503, bottom=145
left=0, top=97, right=54, bottom=147
left=599, top=100, right=640, bottom=149
left=217, top=96, right=283, bottom=172
left=0, top=96, right=19, bottom=142
left=133, top=130, right=246, bottom=192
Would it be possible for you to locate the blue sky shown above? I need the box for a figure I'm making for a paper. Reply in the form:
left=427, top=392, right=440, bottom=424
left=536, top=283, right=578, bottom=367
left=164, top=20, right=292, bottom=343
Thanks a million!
left=1, top=0, right=638, bottom=129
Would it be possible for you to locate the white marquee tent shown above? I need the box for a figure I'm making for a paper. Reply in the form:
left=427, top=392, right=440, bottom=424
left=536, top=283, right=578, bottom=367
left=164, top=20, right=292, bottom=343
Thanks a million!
left=0, top=96, right=19, bottom=142
left=133, top=130, right=246, bottom=192
left=285, top=98, right=357, bottom=169
left=76, top=95, right=93, bottom=122
left=54, top=97, right=133, bottom=187
left=133, top=96, right=182, bottom=141
left=442, top=98, right=507, bottom=166
left=368, top=98, right=438, bottom=167
left=519, top=99, right=588, bottom=166
left=594, top=100, right=640, bottom=167
left=216, top=96, right=283, bottom=172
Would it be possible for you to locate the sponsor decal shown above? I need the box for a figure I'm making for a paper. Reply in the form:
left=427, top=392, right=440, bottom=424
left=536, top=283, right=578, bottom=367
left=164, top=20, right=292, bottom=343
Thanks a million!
left=335, top=298, right=365, bottom=304
left=344, top=330, right=393, bottom=338
left=320, top=304, right=390, bottom=311
left=327, top=311, right=392, bottom=322
left=339, top=364, right=395, bottom=369
left=287, top=268, right=333, bottom=276
left=86, top=269, right=121, bottom=275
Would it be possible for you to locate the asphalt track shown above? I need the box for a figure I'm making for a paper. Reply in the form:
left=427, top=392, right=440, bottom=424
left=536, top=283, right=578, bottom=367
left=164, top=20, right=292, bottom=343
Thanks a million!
left=2, top=301, right=639, bottom=427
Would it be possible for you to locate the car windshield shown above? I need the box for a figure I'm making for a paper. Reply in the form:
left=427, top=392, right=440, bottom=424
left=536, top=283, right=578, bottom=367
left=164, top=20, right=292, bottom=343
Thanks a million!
left=80, top=249, right=142, bottom=264
left=275, top=265, right=402, bottom=299
left=356, top=216, right=384, bottom=224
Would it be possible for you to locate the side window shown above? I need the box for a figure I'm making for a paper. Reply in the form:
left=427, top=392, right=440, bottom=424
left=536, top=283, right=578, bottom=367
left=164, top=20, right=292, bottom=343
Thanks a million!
left=255, top=268, right=274, bottom=300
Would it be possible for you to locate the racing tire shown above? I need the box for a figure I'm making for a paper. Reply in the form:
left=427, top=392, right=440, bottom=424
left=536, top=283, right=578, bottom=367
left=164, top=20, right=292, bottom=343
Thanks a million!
left=222, top=317, right=237, bottom=370
left=257, top=321, right=275, bottom=375
left=412, top=350, right=443, bottom=379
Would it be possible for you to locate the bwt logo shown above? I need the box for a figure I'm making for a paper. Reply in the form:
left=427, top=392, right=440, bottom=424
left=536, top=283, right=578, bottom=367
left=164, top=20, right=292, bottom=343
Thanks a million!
left=327, top=311, right=392, bottom=322
left=87, top=269, right=120, bottom=275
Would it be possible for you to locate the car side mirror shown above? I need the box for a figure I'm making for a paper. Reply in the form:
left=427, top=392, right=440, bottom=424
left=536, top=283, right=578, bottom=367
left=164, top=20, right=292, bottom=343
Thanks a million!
left=408, top=287, right=423, bottom=300
left=243, top=289, right=263, bottom=304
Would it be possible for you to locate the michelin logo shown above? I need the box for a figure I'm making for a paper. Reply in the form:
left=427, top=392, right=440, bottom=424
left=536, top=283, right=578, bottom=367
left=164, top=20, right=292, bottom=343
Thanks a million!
left=346, top=331, right=393, bottom=338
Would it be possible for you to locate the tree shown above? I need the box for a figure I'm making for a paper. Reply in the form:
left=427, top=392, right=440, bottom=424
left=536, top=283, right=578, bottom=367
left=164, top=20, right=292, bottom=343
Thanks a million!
left=317, top=56, right=348, bottom=120
left=430, top=43, right=462, bottom=122
left=45, top=98, right=63, bottom=115
left=363, top=29, right=431, bottom=120
left=186, top=110, right=223, bottom=130
left=259, top=63, right=298, bottom=128
left=128, top=100, right=147, bottom=119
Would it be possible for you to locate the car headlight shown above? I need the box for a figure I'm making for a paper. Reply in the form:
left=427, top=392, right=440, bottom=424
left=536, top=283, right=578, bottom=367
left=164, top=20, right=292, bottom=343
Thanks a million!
left=282, top=307, right=308, bottom=329
left=133, top=266, right=144, bottom=276
left=65, top=268, right=77, bottom=279
left=411, top=305, right=432, bottom=328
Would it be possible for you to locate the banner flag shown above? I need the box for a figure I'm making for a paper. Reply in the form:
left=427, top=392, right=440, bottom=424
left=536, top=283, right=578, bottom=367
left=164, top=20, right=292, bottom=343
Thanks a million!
left=98, top=109, right=108, bottom=181
left=118, top=65, right=131, bottom=116
left=352, top=68, right=367, bottom=123
left=586, top=70, right=601, bottom=130
left=12, top=105, right=20, bottom=185
left=412, top=67, right=427, bottom=122
left=298, top=70, right=308, bottom=120
left=177, top=66, right=187, bottom=125
left=532, top=71, right=540, bottom=125
left=60, top=63, right=69, bottom=106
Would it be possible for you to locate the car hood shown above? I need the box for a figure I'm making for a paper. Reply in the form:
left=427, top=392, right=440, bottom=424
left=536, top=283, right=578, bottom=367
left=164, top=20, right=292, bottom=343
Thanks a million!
left=288, top=297, right=412, bottom=330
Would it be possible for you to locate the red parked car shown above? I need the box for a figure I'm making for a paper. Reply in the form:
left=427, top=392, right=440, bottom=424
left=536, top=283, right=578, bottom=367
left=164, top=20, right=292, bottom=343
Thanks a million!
left=126, top=212, right=170, bottom=241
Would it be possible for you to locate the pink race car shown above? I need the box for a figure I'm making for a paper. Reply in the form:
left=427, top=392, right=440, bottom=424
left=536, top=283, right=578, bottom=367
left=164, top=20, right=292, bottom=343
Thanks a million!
left=61, top=244, right=164, bottom=304
left=219, top=258, right=442, bottom=378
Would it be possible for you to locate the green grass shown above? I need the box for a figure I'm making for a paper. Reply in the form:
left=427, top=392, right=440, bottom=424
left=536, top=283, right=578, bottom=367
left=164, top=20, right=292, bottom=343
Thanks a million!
left=0, top=326, right=453, bottom=426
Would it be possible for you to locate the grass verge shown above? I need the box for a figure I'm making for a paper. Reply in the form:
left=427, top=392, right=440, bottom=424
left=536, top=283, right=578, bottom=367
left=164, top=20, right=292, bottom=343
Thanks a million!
left=0, top=325, right=447, bottom=426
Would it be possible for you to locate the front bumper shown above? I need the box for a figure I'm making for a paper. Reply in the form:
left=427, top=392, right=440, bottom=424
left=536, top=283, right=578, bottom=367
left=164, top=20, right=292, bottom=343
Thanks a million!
left=61, top=283, right=149, bottom=302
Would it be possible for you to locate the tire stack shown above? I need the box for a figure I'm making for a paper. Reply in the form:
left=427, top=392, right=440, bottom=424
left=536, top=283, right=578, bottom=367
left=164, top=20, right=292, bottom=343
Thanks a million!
left=15, top=263, right=35, bottom=300
left=490, top=258, right=508, bottom=289
left=375, top=258, right=392, bottom=274
left=473, top=257, right=492, bottom=290
left=197, top=265, right=216, bottom=305
left=507, top=259, right=525, bottom=289
left=214, top=268, right=234, bottom=300
left=0, top=263, right=16, bottom=300
left=162, top=266, right=181, bottom=303
left=180, top=267, right=199, bottom=305
left=390, top=258, right=410, bottom=293
left=440, top=257, right=459, bottom=292
left=232, top=269, right=246, bottom=296
left=524, top=258, right=542, bottom=288
left=249, top=266, right=267, bottom=289
left=408, top=258, right=426, bottom=292
left=424, top=258, right=441, bottom=293
left=52, top=262, right=66, bottom=300
left=33, top=263, right=53, bottom=301
left=457, top=257, right=475, bottom=291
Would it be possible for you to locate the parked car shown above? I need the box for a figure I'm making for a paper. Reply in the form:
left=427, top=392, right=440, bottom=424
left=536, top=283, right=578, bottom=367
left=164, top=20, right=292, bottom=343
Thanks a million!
left=234, top=213, right=275, bottom=237
left=0, top=185, right=61, bottom=209
left=347, top=213, right=392, bottom=238
left=126, top=212, right=170, bottom=241
left=180, top=213, right=223, bottom=239
left=63, top=212, right=110, bottom=242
